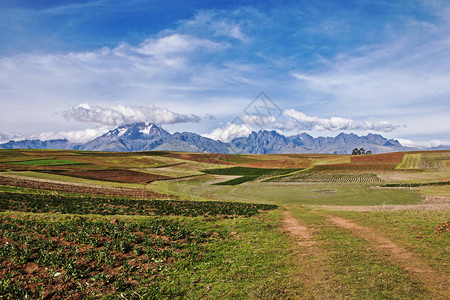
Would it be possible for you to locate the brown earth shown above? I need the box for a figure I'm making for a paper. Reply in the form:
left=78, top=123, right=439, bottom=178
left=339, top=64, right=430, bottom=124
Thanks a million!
left=351, top=152, right=404, bottom=163
left=58, top=169, right=172, bottom=184
left=169, top=153, right=235, bottom=165
left=0, top=175, right=175, bottom=199
left=424, top=196, right=450, bottom=203
left=312, top=163, right=397, bottom=173
left=241, top=159, right=312, bottom=169
left=282, top=211, right=316, bottom=247
left=0, top=219, right=182, bottom=299
left=281, top=210, right=342, bottom=298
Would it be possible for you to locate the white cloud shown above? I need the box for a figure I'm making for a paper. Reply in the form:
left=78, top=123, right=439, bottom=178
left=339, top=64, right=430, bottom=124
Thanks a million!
left=0, top=127, right=112, bottom=143
left=291, top=13, right=450, bottom=139
left=230, top=110, right=398, bottom=133
left=203, top=122, right=254, bottom=142
left=62, top=103, right=201, bottom=126
left=0, top=132, right=23, bottom=143
left=35, top=127, right=111, bottom=143
left=397, top=138, right=450, bottom=149
left=203, top=107, right=398, bottom=143
left=282, top=109, right=398, bottom=132
left=181, top=11, right=249, bottom=42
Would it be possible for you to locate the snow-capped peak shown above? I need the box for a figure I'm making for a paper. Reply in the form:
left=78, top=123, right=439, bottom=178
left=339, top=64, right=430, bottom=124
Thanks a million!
left=139, top=123, right=153, bottom=135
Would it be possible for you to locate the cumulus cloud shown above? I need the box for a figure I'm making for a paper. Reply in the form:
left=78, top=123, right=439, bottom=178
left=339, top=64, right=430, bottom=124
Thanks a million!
left=397, top=138, right=450, bottom=149
left=282, top=109, right=399, bottom=132
left=204, top=107, right=398, bottom=142
left=0, top=132, right=23, bottom=143
left=203, top=122, right=254, bottom=142
left=0, top=127, right=112, bottom=144
left=62, top=103, right=201, bottom=126
left=35, top=127, right=111, bottom=143
left=231, top=109, right=398, bottom=132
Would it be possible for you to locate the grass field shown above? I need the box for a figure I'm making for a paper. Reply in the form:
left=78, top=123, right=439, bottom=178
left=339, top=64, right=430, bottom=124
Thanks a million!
left=0, top=149, right=448, bottom=299
left=396, top=153, right=422, bottom=169
left=10, top=159, right=85, bottom=166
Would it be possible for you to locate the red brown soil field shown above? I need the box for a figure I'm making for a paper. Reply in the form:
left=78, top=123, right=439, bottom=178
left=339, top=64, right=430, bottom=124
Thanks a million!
left=312, top=163, right=397, bottom=173
left=351, top=152, right=404, bottom=163
left=0, top=175, right=174, bottom=199
left=241, top=159, right=312, bottom=169
left=169, top=153, right=235, bottom=165
left=59, top=169, right=171, bottom=184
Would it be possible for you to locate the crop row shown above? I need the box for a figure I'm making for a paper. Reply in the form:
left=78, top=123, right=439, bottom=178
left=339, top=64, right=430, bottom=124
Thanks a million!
left=0, top=216, right=215, bottom=299
left=266, top=173, right=382, bottom=183
left=380, top=181, right=450, bottom=188
left=0, top=192, right=277, bottom=217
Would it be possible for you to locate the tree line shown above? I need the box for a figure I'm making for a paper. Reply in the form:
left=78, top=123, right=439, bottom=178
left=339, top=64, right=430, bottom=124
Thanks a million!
left=352, top=148, right=372, bottom=155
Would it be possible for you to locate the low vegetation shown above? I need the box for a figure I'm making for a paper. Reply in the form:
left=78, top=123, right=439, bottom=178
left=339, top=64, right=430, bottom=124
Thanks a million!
left=266, top=173, right=382, bottom=183
left=381, top=181, right=450, bottom=187
left=9, top=159, right=84, bottom=166
left=0, top=191, right=276, bottom=217
left=0, top=216, right=215, bottom=298
left=203, top=166, right=300, bottom=185
left=0, top=149, right=448, bottom=299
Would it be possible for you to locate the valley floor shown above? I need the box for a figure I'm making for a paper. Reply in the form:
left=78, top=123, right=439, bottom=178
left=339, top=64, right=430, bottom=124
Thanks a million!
left=0, top=149, right=448, bottom=299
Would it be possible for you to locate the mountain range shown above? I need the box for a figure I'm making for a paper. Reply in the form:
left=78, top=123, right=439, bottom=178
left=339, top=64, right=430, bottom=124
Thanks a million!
left=0, top=122, right=422, bottom=154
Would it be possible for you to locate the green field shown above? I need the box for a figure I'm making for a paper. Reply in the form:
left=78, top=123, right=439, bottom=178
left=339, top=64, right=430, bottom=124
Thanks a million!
left=396, top=153, right=422, bottom=169
left=0, top=149, right=448, bottom=299
left=10, top=159, right=84, bottom=166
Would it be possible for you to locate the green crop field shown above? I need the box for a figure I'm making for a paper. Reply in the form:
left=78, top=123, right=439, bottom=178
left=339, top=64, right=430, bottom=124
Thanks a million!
left=0, top=149, right=448, bottom=299
left=396, top=153, right=422, bottom=169
left=266, top=172, right=382, bottom=183
left=9, top=159, right=85, bottom=166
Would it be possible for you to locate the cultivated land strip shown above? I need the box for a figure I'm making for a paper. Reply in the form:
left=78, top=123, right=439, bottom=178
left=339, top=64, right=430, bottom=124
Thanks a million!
left=322, top=213, right=449, bottom=299
left=0, top=174, right=174, bottom=199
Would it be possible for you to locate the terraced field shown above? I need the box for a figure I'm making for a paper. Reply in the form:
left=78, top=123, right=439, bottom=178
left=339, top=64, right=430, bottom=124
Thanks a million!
left=396, top=154, right=422, bottom=169
left=266, top=172, right=382, bottom=183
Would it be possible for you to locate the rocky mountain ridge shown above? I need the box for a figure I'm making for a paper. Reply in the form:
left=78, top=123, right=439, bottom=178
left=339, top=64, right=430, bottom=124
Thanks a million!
left=0, top=122, right=415, bottom=154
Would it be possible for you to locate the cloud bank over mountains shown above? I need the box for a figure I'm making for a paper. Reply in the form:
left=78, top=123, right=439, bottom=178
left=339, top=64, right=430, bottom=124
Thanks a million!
left=62, top=103, right=201, bottom=126
left=0, top=1, right=449, bottom=145
left=204, top=109, right=398, bottom=142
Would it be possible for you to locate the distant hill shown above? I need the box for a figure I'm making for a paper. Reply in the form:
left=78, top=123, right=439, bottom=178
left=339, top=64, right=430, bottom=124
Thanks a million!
left=0, top=122, right=418, bottom=154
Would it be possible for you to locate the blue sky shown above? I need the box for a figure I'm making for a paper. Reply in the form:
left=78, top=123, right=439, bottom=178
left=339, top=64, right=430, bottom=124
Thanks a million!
left=0, top=0, right=449, bottom=147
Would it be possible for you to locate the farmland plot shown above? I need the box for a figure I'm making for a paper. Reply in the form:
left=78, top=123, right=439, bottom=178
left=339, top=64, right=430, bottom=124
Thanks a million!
left=266, top=173, right=382, bottom=183
left=0, top=192, right=276, bottom=217
left=396, top=154, right=422, bottom=169
left=0, top=216, right=219, bottom=299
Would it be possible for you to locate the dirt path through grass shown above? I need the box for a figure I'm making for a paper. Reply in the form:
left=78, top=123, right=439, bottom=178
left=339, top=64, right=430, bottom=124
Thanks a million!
left=282, top=210, right=343, bottom=298
left=283, top=211, right=316, bottom=247
left=322, top=213, right=449, bottom=299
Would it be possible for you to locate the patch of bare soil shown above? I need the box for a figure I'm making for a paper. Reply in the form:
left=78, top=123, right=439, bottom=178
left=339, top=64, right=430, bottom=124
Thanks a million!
left=324, top=214, right=449, bottom=299
left=58, top=169, right=171, bottom=184
left=424, top=196, right=450, bottom=203
left=206, top=175, right=241, bottom=185
left=282, top=211, right=316, bottom=247
left=0, top=175, right=175, bottom=199
left=315, top=203, right=450, bottom=211
left=281, top=211, right=342, bottom=298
